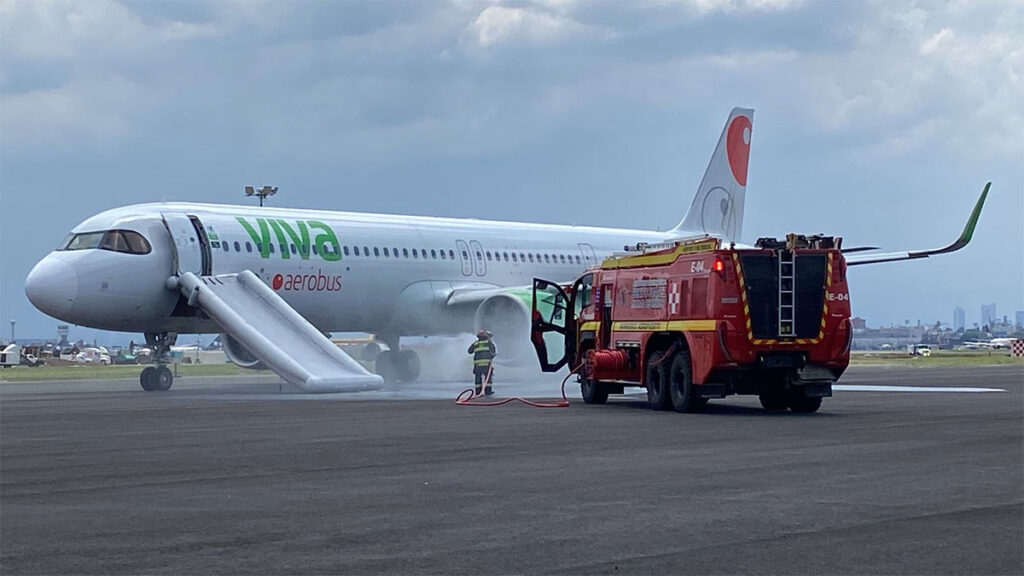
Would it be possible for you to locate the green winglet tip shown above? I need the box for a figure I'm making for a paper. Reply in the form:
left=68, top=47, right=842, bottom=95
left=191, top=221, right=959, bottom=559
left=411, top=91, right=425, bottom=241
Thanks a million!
left=958, top=182, right=990, bottom=245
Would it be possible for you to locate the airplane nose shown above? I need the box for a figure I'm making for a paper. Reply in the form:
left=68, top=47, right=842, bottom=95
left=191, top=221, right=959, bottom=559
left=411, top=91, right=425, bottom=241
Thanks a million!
left=25, top=255, right=78, bottom=319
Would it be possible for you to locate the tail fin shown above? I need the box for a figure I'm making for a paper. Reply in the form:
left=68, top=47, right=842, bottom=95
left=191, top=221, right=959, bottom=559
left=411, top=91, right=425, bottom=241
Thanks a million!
left=672, top=107, right=754, bottom=243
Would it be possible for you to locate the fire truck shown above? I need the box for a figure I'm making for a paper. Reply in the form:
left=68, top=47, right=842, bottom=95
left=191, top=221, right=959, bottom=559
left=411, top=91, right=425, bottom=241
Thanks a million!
left=530, top=234, right=852, bottom=413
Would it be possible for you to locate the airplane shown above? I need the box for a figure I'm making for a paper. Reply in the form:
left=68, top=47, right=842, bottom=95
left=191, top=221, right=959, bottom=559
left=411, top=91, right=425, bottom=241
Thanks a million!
left=23, top=107, right=991, bottom=393
left=963, top=338, right=1016, bottom=349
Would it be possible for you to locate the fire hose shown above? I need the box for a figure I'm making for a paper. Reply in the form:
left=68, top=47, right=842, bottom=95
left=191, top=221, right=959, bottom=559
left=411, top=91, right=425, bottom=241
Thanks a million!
left=454, top=363, right=581, bottom=408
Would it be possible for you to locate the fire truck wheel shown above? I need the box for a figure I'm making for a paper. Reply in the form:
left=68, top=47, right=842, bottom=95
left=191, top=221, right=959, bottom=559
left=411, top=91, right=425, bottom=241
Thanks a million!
left=645, top=353, right=672, bottom=411
left=581, top=378, right=609, bottom=404
left=669, top=350, right=706, bottom=413
left=759, top=392, right=789, bottom=411
left=788, top=394, right=822, bottom=413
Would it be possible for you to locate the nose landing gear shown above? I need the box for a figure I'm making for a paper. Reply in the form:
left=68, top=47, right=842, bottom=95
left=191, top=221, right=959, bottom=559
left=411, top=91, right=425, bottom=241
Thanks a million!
left=139, top=332, right=177, bottom=392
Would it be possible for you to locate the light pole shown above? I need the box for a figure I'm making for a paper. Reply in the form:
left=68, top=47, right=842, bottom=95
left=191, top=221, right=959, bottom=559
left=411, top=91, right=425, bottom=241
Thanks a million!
left=244, top=185, right=278, bottom=207
left=10, top=319, right=14, bottom=344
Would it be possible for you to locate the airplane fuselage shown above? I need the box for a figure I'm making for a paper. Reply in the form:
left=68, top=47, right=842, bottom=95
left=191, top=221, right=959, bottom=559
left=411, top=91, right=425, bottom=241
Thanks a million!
left=27, top=202, right=673, bottom=338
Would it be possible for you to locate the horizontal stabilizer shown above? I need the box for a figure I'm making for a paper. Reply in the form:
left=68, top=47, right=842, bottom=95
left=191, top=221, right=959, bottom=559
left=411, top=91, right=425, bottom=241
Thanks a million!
left=177, top=271, right=382, bottom=392
left=847, top=182, right=990, bottom=266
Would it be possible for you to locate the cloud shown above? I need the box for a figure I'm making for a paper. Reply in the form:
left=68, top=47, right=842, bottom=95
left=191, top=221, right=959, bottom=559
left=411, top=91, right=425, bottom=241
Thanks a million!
left=463, top=5, right=611, bottom=49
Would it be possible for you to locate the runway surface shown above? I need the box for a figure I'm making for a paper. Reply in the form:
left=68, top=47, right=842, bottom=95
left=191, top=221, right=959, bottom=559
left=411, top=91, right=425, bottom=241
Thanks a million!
left=2, top=365, right=1022, bottom=574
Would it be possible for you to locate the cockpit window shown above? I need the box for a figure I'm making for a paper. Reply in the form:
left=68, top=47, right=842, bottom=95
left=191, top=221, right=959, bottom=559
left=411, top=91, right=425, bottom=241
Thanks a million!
left=61, top=232, right=105, bottom=251
left=59, top=230, right=151, bottom=255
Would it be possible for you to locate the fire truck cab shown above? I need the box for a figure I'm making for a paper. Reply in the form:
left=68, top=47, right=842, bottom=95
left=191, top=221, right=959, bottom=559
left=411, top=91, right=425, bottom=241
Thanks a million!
left=530, top=234, right=852, bottom=413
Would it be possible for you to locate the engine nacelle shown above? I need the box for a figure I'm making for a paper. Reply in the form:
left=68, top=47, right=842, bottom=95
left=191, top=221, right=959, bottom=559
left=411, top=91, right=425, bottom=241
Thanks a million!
left=221, top=333, right=267, bottom=370
left=474, top=292, right=531, bottom=363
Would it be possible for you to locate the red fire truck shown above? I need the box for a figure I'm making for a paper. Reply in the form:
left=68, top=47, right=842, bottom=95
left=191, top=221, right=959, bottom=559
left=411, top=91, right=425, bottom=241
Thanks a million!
left=530, top=234, right=853, bottom=413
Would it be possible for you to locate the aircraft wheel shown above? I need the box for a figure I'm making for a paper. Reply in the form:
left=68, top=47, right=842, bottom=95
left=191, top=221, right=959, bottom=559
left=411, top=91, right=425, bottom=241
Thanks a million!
left=140, top=366, right=157, bottom=391
left=376, top=350, right=397, bottom=383
left=669, top=349, right=706, bottom=413
left=362, top=342, right=381, bottom=362
left=396, top=349, right=420, bottom=383
left=645, top=352, right=672, bottom=411
left=580, top=378, right=608, bottom=404
left=154, top=365, right=173, bottom=391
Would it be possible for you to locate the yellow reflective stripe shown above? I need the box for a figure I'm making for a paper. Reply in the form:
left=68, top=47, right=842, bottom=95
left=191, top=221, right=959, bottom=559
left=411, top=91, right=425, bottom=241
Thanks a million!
left=580, top=322, right=600, bottom=332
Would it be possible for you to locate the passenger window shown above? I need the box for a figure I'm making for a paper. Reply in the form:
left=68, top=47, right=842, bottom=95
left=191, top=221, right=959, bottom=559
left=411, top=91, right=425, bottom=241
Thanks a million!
left=383, top=247, right=390, bottom=257
left=476, top=251, right=482, bottom=261
left=519, top=252, right=525, bottom=262
left=403, top=248, right=409, bottom=258
left=268, top=243, right=275, bottom=254
left=528, top=254, right=534, bottom=263
left=393, top=247, right=399, bottom=257
left=512, top=253, right=518, bottom=262
left=312, top=244, right=319, bottom=255
left=440, top=250, right=446, bottom=260
left=486, top=251, right=492, bottom=261
left=544, top=254, right=550, bottom=264
left=222, top=242, right=229, bottom=252
left=280, top=243, right=287, bottom=254
left=503, top=252, right=509, bottom=262
left=462, top=250, right=469, bottom=260
left=246, top=242, right=253, bottom=253
left=343, top=246, right=350, bottom=256
left=449, top=250, right=455, bottom=260
left=290, top=244, right=297, bottom=255
left=412, top=249, right=419, bottom=259
left=431, top=249, right=437, bottom=259
left=234, top=241, right=241, bottom=252
left=363, top=246, right=369, bottom=256
left=374, top=247, right=380, bottom=257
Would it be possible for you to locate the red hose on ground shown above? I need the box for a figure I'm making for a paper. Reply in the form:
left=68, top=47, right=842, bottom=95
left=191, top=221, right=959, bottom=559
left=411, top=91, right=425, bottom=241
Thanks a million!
left=455, top=364, right=579, bottom=408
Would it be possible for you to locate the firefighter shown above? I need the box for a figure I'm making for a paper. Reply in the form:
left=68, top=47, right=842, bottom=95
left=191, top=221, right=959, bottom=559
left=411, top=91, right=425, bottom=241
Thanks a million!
left=468, top=330, right=496, bottom=396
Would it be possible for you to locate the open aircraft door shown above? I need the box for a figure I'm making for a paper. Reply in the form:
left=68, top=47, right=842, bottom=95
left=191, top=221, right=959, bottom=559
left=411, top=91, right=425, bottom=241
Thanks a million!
left=531, top=278, right=572, bottom=372
left=162, top=213, right=211, bottom=276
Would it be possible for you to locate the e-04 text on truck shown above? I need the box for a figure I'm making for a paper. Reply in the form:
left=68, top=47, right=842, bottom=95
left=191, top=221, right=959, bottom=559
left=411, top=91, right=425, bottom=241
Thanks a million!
left=530, top=234, right=853, bottom=413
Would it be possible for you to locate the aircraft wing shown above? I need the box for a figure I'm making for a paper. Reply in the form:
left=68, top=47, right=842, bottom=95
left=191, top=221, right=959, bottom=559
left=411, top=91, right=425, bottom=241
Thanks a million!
left=445, top=283, right=508, bottom=307
left=846, top=183, right=990, bottom=266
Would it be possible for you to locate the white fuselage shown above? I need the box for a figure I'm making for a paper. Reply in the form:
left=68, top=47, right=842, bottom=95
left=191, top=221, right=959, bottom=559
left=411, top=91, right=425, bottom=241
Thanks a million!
left=26, top=202, right=674, bottom=337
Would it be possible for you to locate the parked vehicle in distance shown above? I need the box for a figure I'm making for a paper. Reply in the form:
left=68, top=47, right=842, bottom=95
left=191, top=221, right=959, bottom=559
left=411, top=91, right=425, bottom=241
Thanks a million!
left=75, top=347, right=111, bottom=365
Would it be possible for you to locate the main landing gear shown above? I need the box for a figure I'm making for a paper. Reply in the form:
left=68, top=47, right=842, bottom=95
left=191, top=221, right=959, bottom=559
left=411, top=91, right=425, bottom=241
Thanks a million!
left=140, top=332, right=177, bottom=392
left=373, top=335, right=420, bottom=383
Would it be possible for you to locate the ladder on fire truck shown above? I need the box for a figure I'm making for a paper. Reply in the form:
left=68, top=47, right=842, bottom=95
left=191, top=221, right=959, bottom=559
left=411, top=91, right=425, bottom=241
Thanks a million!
left=778, top=251, right=795, bottom=336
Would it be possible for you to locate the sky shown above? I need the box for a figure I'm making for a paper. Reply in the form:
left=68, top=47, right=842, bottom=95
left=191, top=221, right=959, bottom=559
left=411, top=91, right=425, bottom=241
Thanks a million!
left=1, top=0, right=1022, bottom=344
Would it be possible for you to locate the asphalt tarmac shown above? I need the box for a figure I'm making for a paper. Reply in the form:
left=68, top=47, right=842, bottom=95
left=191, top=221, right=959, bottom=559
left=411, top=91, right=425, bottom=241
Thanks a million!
left=2, top=365, right=1022, bottom=575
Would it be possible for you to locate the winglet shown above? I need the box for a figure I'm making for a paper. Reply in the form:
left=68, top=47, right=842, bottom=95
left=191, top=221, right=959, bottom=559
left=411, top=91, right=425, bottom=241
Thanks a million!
left=949, top=181, right=990, bottom=250
left=847, top=182, right=990, bottom=266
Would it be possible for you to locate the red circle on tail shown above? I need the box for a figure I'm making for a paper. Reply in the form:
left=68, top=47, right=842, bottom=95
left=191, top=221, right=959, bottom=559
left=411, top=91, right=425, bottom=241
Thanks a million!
left=726, top=115, right=752, bottom=187
left=272, top=274, right=283, bottom=290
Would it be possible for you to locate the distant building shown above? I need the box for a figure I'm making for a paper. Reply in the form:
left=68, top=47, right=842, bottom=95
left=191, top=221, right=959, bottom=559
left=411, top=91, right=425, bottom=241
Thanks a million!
left=851, top=317, right=867, bottom=331
left=981, top=303, right=997, bottom=329
left=1016, top=311, right=1024, bottom=330
left=953, top=307, right=965, bottom=332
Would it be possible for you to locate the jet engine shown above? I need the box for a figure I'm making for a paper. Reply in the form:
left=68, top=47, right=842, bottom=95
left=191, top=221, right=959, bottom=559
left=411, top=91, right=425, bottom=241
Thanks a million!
left=221, top=333, right=267, bottom=370
left=474, top=291, right=531, bottom=362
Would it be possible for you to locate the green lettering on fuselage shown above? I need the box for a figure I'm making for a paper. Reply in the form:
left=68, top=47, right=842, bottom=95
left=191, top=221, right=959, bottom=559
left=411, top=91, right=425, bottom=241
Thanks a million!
left=236, top=217, right=340, bottom=261
left=277, top=220, right=311, bottom=260
left=308, top=220, right=341, bottom=262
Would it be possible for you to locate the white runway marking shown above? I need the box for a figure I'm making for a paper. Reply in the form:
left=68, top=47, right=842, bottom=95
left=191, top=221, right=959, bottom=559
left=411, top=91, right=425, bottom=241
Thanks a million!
left=834, top=385, right=1005, bottom=393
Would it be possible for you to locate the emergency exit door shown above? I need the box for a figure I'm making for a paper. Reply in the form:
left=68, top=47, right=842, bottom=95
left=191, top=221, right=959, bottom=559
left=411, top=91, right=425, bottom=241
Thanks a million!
left=162, top=213, right=211, bottom=276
